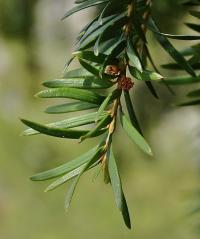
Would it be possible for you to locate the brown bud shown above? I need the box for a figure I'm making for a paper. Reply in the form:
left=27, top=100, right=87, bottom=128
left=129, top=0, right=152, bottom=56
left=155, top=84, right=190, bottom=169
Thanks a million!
left=117, top=76, right=134, bottom=90
left=104, top=65, right=120, bottom=76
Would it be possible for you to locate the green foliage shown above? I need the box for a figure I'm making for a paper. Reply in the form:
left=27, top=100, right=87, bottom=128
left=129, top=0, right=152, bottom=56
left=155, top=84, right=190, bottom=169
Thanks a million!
left=21, top=0, right=200, bottom=229
left=163, top=1, right=200, bottom=107
left=0, top=0, right=37, bottom=39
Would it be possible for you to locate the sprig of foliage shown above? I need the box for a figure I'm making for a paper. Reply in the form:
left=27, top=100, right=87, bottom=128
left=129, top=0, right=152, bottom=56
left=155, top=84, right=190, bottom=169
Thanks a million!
left=21, top=0, right=200, bottom=229
left=164, top=0, right=200, bottom=107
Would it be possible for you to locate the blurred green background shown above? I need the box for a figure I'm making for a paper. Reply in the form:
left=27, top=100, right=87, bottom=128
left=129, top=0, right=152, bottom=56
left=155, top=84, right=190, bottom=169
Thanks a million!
left=0, top=1, right=200, bottom=239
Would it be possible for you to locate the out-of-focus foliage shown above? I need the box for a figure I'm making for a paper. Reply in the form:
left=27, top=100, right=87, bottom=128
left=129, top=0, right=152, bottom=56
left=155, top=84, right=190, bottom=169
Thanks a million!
left=0, top=0, right=38, bottom=39
left=152, top=0, right=185, bottom=30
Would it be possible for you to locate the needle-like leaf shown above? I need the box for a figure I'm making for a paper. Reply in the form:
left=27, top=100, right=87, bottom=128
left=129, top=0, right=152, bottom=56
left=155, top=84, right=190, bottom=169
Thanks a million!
left=65, top=146, right=105, bottom=210
left=30, top=146, right=99, bottom=181
left=108, top=147, right=131, bottom=229
left=120, top=110, right=153, bottom=156
left=36, top=88, right=106, bottom=105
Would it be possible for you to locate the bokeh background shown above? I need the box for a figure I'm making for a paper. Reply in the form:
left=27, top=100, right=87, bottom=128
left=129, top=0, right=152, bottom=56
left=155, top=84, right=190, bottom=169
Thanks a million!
left=0, top=1, right=200, bottom=239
